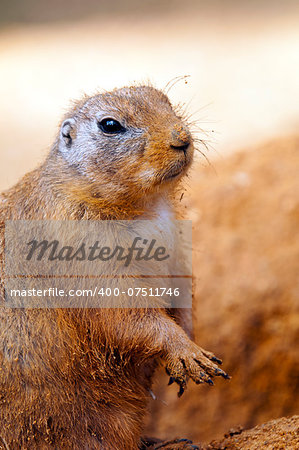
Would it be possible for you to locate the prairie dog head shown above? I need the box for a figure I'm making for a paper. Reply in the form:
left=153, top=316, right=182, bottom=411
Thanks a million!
left=57, top=86, right=194, bottom=203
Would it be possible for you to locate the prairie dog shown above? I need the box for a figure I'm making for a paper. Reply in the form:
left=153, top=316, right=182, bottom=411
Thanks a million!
left=0, top=86, right=228, bottom=449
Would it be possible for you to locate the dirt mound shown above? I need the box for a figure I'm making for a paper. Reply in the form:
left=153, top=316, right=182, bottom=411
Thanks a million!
left=205, top=415, right=299, bottom=449
left=144, top=416, right=299, bottom=449
left=145, top=136, right=299, bottom=443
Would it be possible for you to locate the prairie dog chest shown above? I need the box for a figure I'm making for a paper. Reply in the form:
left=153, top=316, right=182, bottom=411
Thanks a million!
left=152, top=198, right=175, bottom=229
left=144, top=198, right=178, bottom=263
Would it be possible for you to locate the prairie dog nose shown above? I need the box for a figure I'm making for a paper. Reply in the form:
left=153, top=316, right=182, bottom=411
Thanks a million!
left=170, top=125, right=191, bottom=151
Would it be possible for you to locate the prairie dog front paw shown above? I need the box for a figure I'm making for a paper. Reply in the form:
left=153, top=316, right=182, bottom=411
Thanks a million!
left=165, top=341, right=230, bottom=396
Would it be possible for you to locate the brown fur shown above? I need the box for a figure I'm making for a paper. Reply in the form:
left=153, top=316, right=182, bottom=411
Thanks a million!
left=0, top=86, right=227, bottom=449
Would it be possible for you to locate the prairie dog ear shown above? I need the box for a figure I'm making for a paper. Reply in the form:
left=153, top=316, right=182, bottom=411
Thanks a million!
left=61, top=118, right=76, bottom=147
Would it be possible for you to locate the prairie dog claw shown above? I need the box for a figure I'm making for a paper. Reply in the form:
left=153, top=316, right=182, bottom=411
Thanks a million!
left=165, top=343, right=229, bottom=395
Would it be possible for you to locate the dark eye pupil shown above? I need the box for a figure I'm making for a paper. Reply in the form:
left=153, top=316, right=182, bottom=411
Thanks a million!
left=98, top=118, right=125, bottom=134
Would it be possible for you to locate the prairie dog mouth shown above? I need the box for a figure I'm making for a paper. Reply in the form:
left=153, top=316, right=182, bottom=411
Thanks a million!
left=161, top=162, right=187, bottom=182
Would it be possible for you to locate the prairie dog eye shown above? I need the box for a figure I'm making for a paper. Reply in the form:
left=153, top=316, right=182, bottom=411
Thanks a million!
left=98, top=118, right=126, bottom=134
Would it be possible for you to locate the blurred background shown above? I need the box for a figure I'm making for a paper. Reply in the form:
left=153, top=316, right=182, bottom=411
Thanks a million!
left=1, top=0, right=298, bottom=445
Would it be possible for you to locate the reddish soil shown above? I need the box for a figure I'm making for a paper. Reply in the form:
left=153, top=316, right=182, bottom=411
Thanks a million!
left=204, top=415, right=299, bottom=450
